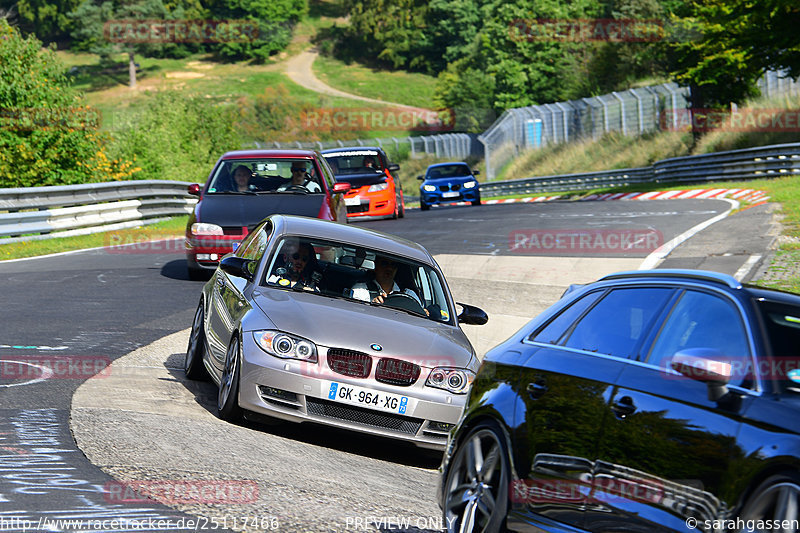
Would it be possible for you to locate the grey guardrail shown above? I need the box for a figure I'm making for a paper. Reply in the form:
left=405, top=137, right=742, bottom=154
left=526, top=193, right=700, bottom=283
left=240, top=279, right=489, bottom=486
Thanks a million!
left=480, top=142, right=800, bottom=197
left=0, top=181, right=196, bottom=243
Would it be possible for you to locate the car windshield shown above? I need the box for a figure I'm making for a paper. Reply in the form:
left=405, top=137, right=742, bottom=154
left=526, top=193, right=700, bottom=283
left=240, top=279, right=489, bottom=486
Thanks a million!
left=206, top=158, right=323, bottom=194
left=263, top=236, right=453, bottom=323
left=427, top=164, right=471, bottom=179
left=322, top=150, right=383, bottom=175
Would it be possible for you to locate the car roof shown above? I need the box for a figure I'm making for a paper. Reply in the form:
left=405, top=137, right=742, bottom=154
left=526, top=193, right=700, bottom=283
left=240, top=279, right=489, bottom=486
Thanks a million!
left=320, top=147, right=384, bottom=155
left=269, top=215, right=434, bottom=264
left=597, top=269, right=800, bottom=304
left=220, top=149, right=319, bottom=159
left=426, top=162, right=470, bottom=169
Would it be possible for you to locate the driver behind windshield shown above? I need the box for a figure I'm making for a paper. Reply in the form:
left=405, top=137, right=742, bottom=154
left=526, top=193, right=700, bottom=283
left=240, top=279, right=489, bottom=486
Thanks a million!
left=350, top=255, right=422, bottom=306
left=277, top=161, right=322, bottom=193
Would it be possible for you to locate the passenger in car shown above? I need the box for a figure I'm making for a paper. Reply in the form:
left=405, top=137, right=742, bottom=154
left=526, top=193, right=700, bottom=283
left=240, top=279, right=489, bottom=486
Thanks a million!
left=277, top=162, right=322, bottom=193
left=349, top=256, right=422, bottom=306
left=363, top=155, right=378, bottom=169
left=267, top=241, right=321, bottom=291
left=232, top=165, right=253, bottom=192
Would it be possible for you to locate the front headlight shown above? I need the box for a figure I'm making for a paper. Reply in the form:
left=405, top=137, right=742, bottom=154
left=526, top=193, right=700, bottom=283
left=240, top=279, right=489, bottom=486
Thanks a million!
left=191, top=223, right=224, bottom=236
left=463, top=180, right=477, bottom=189
left=423, top=185, right=436, bottom=192
left=425, top=367, right=475, bottom=394
left=253, top=331, right=317, bottom=362
left=368, top=182, right=389, bottom=192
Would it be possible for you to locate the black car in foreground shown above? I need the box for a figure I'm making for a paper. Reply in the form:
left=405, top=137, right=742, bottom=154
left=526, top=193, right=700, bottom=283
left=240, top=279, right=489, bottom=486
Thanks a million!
left=439, top=269, right=800, bottom=533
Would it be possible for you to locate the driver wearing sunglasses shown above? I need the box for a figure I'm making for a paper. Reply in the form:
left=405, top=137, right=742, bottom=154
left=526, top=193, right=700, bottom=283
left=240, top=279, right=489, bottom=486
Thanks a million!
left=277, top=162, right=322, bottom=193
left=267, top=240, right=321, bottom=291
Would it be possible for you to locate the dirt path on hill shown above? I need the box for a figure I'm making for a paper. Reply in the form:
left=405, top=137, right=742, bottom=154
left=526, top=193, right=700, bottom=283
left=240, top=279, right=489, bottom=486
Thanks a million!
left=285, top=48, right=429, bottom=111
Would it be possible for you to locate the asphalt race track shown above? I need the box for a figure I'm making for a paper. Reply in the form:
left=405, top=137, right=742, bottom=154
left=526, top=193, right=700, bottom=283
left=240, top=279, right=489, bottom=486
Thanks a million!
left=0, top=199, right=778, bottom=532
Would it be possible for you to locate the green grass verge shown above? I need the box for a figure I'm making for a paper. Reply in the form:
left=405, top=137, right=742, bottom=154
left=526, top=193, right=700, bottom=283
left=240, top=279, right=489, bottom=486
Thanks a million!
left=312, top=54, right=438, bottom=110
left=0, top=216, right=189, bottom=261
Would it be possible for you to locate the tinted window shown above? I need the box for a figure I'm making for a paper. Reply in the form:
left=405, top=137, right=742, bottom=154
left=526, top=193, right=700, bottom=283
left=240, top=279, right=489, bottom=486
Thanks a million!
left=755, top=299, right=800, bottom=388
left=563, top=288, right=674, bottom=359
left=647, top=290, right=751, bottom=385
left=531, top=290, right=605, bottom=344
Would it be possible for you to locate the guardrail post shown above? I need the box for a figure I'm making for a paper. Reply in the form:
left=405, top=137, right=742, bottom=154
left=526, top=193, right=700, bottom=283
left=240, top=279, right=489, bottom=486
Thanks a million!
left=555, top=102, right=569, bottom=143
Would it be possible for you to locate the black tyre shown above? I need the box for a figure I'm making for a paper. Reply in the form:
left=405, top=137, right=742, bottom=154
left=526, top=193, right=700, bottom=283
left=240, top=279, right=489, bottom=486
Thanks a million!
left=398, top=196, right=405, bottom=218
left=185, top=302, right=210, bottom=380
left=739, top=472, right=800, bottom=530
left=472, top=194, right=481, bottom=206
left=188, top=267, right=209, bottom=281
left=217, top=335, right=243, bottom=421
left=443, top=422, right=510, bottom=533
left=420, top=201, right=430, bottom=211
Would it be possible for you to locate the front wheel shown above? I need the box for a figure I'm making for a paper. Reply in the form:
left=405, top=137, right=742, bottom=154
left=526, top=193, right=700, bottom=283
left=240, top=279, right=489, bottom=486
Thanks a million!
left=420, top=201, right=430, bottom=211
left=398, top=196, right=405, bottom=218
left=443, top=422, right=510, bottom=533
left=185, top=302, right=209, bottom=380
left=217, top=335, right=243, bottom=421
left=472, top=194, right=481, bottom=206
left=738, top=472, right=800, bottom=531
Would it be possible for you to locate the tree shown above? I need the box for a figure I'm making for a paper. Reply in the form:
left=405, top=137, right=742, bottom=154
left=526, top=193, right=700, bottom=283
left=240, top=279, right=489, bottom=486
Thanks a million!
left=666, top=0, right=800, bottom=108
left=0, top=19, right=139, bottom=187
left=71, top=0, right=172, bottom=88
left=15, top=0, right=81, bottom=43
left=210, top=0, right=306, bottom=61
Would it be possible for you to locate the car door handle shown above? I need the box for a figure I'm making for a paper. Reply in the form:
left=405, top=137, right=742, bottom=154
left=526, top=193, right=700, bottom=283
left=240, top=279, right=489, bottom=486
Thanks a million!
left=527, top=381, right=548, bottom=399
left=611, top=396, right=636, bottom=418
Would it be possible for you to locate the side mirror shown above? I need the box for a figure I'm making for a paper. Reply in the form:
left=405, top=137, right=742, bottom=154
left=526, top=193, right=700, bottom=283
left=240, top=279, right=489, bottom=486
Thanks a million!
left=187, top=183, right=201, bottom=196
left=472, top=169, right=480, bottom=176
left=670, top=348, right=732, bottom=402
left=456, top=302, right=488, bottom=325
left=388, top=163, right=400, bottom=172
left=332, top=182, right=351, bottom=194
left=417, top=175, right=424, bottom=181
left=219, top=256, right=254, bottom=281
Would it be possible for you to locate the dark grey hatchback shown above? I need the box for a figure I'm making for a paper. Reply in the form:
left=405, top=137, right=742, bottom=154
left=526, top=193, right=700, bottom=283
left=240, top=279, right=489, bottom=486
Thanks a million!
left=439, top=269, right=800, bottom=533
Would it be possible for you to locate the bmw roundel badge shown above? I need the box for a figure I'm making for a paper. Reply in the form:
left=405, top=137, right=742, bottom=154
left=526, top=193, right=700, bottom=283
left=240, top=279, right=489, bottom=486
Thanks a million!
left=370, top=343, right=383, bottom=352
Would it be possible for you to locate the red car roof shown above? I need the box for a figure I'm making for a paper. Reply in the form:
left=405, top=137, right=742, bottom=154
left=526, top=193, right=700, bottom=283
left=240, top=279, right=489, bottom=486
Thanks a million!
left=220, top=149, right=318, bottom=159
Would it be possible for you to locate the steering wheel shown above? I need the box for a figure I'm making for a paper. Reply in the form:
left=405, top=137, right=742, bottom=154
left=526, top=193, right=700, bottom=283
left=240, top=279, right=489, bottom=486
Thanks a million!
left=382, top=292, right=426, bottom=316
left=283, top=184, right=309, bottom=193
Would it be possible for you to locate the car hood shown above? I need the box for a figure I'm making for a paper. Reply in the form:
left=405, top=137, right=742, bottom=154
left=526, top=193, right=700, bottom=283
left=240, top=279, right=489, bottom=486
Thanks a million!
left=423, top=176, right=476, bottom=187
left=198, top=194, right=324, bottom=228
left=335, top=171, right=387, bottom=189
left=251, top=288, right=475, bottom=368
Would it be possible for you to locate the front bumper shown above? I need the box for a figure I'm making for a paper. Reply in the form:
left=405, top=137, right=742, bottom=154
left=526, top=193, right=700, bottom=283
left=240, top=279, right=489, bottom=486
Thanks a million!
left=421, top=189, right=479, bottom=205
left=185, top=234, right=244, bottom=269
left=344, top=190, right=396, bottom=218
left=238, top=336, right=464, bottom=449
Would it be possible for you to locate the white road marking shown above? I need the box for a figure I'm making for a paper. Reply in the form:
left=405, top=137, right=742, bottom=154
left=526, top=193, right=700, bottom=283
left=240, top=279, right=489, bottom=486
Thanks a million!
left=639, top=199, right=739, bottom=270
left=734, top=254, right=763, bottom=281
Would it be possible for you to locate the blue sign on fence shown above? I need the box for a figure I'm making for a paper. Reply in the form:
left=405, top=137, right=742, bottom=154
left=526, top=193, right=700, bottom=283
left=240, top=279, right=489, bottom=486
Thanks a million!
left=526, top=119, right=543, bottom=148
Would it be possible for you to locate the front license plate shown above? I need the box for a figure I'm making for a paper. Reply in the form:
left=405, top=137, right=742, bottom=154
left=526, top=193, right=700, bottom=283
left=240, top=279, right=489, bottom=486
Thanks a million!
left=442, top=191, right=459, bottom=198
left=325, top=381, right=409, bottom=415
left=344, top=197, right=361, bottom=206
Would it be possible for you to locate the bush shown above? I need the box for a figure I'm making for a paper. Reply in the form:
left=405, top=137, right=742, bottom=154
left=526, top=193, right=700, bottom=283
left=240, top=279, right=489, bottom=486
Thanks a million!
left=108, top=91, right=242, bottom=182
left=0, top=19, right=138, bottom=187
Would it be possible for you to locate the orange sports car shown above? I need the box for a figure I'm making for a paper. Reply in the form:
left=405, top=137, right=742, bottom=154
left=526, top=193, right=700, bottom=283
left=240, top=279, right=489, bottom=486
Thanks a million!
left=321, top=147, right=405, bottom=220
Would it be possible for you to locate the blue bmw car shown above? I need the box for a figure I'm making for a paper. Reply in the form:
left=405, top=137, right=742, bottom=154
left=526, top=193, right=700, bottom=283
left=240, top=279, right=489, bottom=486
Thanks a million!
left=417, top=163, right=481, bottom=211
